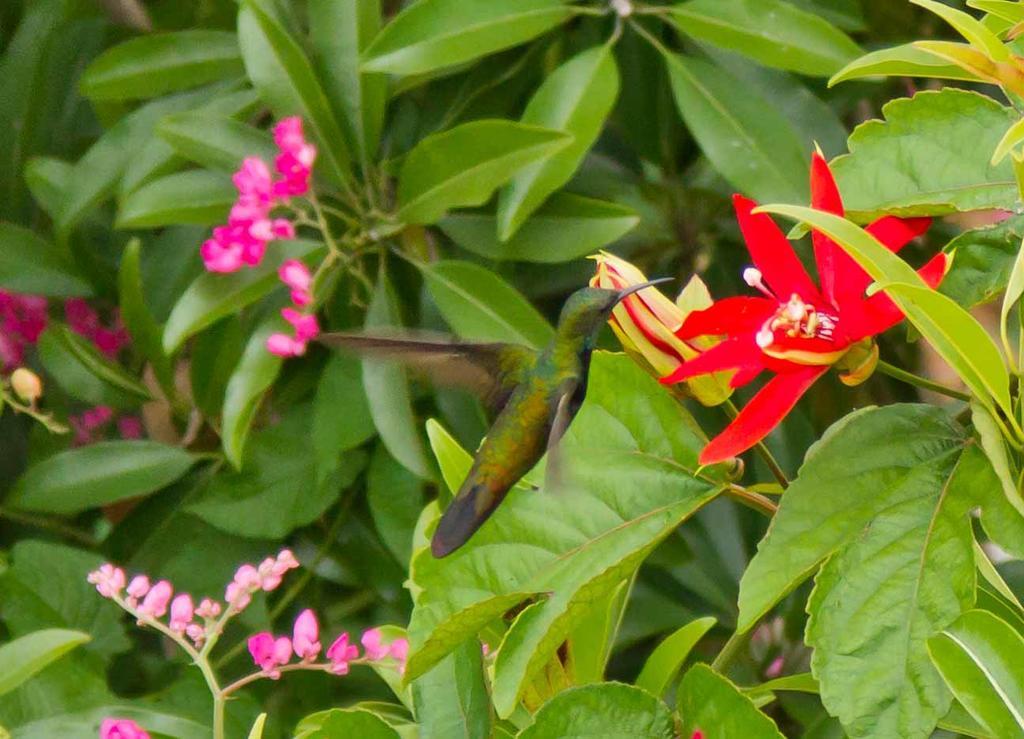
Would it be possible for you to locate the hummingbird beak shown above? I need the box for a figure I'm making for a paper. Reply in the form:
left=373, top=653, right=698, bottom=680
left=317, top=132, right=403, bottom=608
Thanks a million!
left=614, top=277, right=673, bottom=305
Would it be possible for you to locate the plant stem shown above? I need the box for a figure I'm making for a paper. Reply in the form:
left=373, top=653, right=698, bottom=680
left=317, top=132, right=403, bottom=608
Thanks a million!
left=875, top=360, right=971, bottom=402
left=711, top=627, right=752, bottom=673
left=221, top=661, right=342, bottom=696
left=726, top=485, right=778, bottom=517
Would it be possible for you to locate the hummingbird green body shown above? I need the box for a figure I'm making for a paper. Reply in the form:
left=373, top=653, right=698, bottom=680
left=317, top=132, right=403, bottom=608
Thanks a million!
left=320, top=280, right=670, bottom=558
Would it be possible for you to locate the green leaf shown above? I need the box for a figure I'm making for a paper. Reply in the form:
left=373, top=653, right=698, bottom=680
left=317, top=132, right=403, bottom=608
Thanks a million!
left=663, top=53, right=808, bottom=203
left=24, top=157, right=72, bottom=220
left=163, top=240, right=324, bottom=353
left=397, top=120, right=571, bottom=225
left=117, top=169, right=235, bottom=228
left=362, top=275, right=432, bottom=479
left=970, top=0, right=1024, bottom=23
left=635, top=616, right=716, bottom=698
left=678, top=664, right=785, bottom=738
left=37, top=329, right=139, bottom=410
left=1001, top=236, right=1024, bottom=363
left=313, top=354, right=377, bottom=477
left=368, top=445, right=425, bottom=566
left=118, top=239, right=174, bottom=392
left=238, top=0, right=352, bottom=185
left=0, top=630, right=90, bottom=698
left=830, top=43, right=984, bottom=86
left=10, top=442, right=196, bottom=515
left=439, top=193, right=638, bottom=263
left=757, top=205, right=1013, bottom=417
left=407, top=354, right=723, bottom=718
left=8, top=705, right=213, bottom=739
left=992, top=118, right=1024, bottom=165
left=911, top=0, right=1010, bottom=61
left=668, top=0, right=862, bottom=76
left=191, top=317, right=247, bottom=420
left=940, top=216, right=1024, bottom=308
left=247, top=713, right=267, bottom=739
left=189, top=408, right=366, bottom=538
left=221, top=317, right=285, bottom=468
left=297, top=708, right=400, bottom=739
left=497, top=44, right=619, bottom=240
left=519, top=682, right=674, bottom=738
left=80, top=31, right=243, bottom=101
left=0, top=541, right=129, bottom=660
left=737, top=405, right=973, bottom=739
left=928, top=610, right=1024, bottom=738
left=51, top=325, right=152, bottom=402
left=362, top=0, right=574, bottom=75
left=420, top=260, right=553, bottom=347
left=309, top=0, right=387, bottom=165
left=157, top=113, right=277, bottom=173
left=411, top=641, right=493, bottom=739
left=0, top=222, right=91, bottom=297
left=830, top=89, right=1019, bottom=219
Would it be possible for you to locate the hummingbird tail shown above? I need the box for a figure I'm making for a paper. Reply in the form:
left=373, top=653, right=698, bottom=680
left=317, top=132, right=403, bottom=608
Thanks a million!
left=431, top=482, right=502, bottom=558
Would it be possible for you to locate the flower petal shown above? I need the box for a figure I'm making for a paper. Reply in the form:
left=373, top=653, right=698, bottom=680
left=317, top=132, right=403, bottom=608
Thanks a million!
left=854, top=252, right=951, bottom=338
left=733, top=194, right=824, bottom=304
left=838, top=215, right=934, bottom=303
left=660, top=337, right=763, bottom=385
left=676, top=296, right=775, bottom=339
left=699, top=366, right=827, bottom=465
left=809, top=151, right=847, bottom=308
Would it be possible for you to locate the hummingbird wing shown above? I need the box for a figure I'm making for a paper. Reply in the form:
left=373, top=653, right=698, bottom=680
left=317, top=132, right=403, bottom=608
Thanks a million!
left=543, top=380, right=580, bottom=492
left=318, top=331, right=538, bottom=412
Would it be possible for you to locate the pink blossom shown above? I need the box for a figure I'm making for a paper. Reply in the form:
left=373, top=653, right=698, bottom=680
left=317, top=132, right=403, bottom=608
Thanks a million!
left=691, top=731, right=704, bottom=739
left=361, top=628, right=389, bottom=661
left=248, top=632, right=292, bottom=676
left=200, top=237, right=244, bottom=273
left=224, top=582, right=252, bottom=612
left=326, top=632, right=359, bottom=675
left=292, top=609, right=321, bottom=661
left=279, top=260, right=312, bottom=292
left=275, top=549, right=299, bottom=573
left=65, top=298, right=99, bottom=336
left=282, top=308, right=319, bottom=342
left=100, top=717, right=151, bottom=739
left=168, top=594, right=194, bottom=633
left=765, top=655, right=785, bottom=679
left=233, top=157, right=274, bottom=205
left=118, top=416, right=144, bottom=440
left=266, top=333, right=307, bottom=357
left=87, top=564, right=126, bottom=598
left=389, top=638, right=409, bottom=664
left=125, top=575, right=150, bottom=606
left=273, top=117, right=306, bottom=152
left=137, top=580, right=173, bottom=619
left=196, top=598, right=221, bottom=620
left=0, top=290, right=47, bottom=369
left=257, top=557, right=284, bottom=591
left=185, top=623, right=206, bottom=645
left=233, top=564, right=261, bottom=589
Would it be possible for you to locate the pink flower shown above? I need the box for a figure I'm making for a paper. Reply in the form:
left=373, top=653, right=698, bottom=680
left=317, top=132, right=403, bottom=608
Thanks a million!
left=360, top=628, right=388, bottom=660
left=185, top=623, right=206, bottom=645
left=100, top=717, right=151, bottom=739
left=292, top=609, right=321, bottom=661
left=691, top=731, right=704, bottom=739
left=137, top=580, right=173, bottom=619
left=168, top=594, right=194, bottom=633
left=273, top=117, right=306, bottom=152
left=282, top=308, right=319, bottom=342
left=266, top=333, right=307, bottom=357
left=326, top=632, right=359, bottom=675
left=87, top=564, right=126, bottom=598
left=233, top=157, right=274, bottom=205
left=224, top=582, right=251, bottom=612
left=272, top=117, right=317, bottom=197
left=389, top=638, right=409, bottom=664
left=257, top=557, right=285, bottom=591
left=275, top=549, right=299, bottom=572
left=200, top=237, right=244, bottom=273
left=279, top=260, right=311, bottom=292
left=118, top=417, right=143, bottom=440
left=196, top=598, right=221, bottom=620
left=248, top=632, right=292, bottom=676
left=126, top=575, right=150, bottom=604
left=0, top=291, right=48, bottom=369
left=65, top=298, right=99, bottom=336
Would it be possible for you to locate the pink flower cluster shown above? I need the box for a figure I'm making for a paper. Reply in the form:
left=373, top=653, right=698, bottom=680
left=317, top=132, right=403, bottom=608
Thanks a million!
left=87, top=549, right=299, bottom=649
left=200, top=117, right=316, bottom=274
left=266, top=260, right=320, bottom=357
left=0, top=290, right=47, bottom=370
left=100, top=718, right=150, bottom=739
left=70, top=405, right=143, bottom=446
left=65, top=298, right=130, bottom=358
left=248, top=612, right=408, bottom=679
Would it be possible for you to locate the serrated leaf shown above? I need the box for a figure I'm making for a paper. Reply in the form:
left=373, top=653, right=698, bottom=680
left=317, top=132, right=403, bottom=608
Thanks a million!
left=397, top=120, right=571, bottom=225
left=117, top=169, right=235, bottom=228
left=419, top=260, right=553, bottom=347
left=679, top=664, right=785, bottom=738
left=439, top=193, right=638, bottom=263
left=407, top=354, right=723, bottom=718
left=518, top=682, right=674, bottom=738
left=635, top=616, right=716, bottom=698
left=10, top=442, right=196, bottom=515
left=80, top=31, right=243, bottom=101
left=940, top=216, right=1024, bottom=308
left=238, top=0, right=351, bottom=185
left=829, top=89, right=1019, bottom=219
left=663, top=52, right=808, bottom=203
left=0, top=222, right=91, bottom=297
left=668, top=0, right=862, bottom=76
left=497, top=44, right=619, bottom=240
left=0, top=630, right=90, bottom=698
left=928, top=609, right=1024, bottom=738
left=738, top=404, right=973, bottom=739
left=830, top=43, right=984, bottom=86
left=163, top=240, right=324, bottom=353
left=362, top=0, right=574, bottom=76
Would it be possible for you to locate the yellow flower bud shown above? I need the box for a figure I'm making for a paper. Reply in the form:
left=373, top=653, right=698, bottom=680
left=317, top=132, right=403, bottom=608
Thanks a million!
left=10, top=368, right=43, bottom=404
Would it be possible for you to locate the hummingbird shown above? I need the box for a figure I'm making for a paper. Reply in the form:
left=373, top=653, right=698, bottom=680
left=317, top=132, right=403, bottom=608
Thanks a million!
left=320, top=278, right=671, bottom=558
